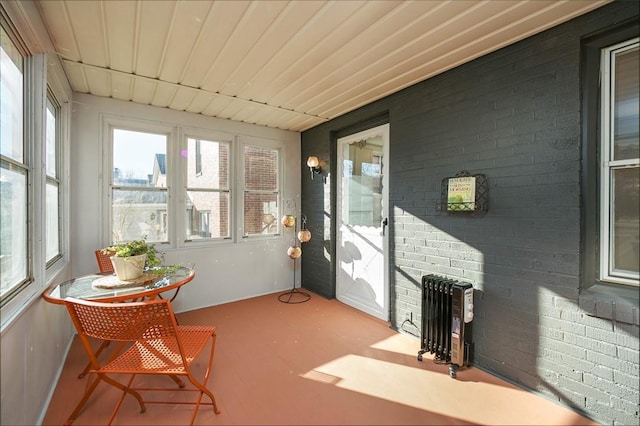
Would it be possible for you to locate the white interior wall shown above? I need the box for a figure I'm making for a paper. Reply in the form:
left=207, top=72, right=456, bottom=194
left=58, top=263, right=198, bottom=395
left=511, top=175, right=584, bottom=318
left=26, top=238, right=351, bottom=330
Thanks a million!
left=71, top=93, right=302, bottom=313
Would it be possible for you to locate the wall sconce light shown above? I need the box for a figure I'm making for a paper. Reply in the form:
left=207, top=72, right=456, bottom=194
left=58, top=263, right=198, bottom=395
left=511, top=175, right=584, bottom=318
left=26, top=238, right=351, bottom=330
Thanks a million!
left=306, top=156, right=322, bottom=180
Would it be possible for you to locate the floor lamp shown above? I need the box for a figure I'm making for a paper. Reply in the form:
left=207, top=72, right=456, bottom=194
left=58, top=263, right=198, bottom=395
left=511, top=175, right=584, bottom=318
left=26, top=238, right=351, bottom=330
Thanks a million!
left=278, top=214, right=311, bottom=304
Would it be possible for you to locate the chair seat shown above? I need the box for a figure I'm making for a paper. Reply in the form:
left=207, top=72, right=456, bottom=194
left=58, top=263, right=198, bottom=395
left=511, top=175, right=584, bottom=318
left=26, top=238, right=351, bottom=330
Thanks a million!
left=100, top=326, right=215, bottom=374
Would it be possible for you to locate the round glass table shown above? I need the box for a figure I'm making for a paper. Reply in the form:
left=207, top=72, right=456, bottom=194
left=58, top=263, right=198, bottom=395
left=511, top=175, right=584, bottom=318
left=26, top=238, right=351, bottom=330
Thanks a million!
left=43, top=266, right=195, bottom=304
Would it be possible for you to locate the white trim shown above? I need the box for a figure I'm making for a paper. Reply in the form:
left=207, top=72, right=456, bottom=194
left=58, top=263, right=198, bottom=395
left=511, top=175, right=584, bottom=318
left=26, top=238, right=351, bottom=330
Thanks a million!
left=0, top=46, right=71, bottom=329
left=238, top=137, right=285, bottom=239
left=100, top=114, right=176, bottom=248
left=599, top=38, right=639, bottom=286
left=180, top=126, right=235, bottom=245
left=99, top=115, right=291, bottom=250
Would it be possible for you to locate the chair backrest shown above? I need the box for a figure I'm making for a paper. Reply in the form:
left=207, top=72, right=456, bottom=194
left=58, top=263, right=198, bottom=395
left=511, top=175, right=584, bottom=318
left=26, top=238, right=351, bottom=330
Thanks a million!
left=64, top=297, right=178, bottom=342
left=95, top=249, right=115, bottom=273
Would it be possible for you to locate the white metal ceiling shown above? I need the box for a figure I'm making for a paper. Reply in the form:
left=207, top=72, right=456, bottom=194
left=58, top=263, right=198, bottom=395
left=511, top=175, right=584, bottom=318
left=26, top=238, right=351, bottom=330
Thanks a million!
left=36, top=0, right=608, bottom=132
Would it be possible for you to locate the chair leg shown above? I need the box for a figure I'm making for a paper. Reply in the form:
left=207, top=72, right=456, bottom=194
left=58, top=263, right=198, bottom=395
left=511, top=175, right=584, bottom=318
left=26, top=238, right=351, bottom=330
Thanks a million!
left=78, top=340, right=110, bottom=378
left=186, top=374, right=221, bottom=415
left=168, top=374, right=186, bottom=388
left=100, top=373, right=145, bottom=413
left=186, top=336, right=221, bottom=418
left=106, top=374, right=145, bottom=426
left=64, top=375, right=104, bottom=425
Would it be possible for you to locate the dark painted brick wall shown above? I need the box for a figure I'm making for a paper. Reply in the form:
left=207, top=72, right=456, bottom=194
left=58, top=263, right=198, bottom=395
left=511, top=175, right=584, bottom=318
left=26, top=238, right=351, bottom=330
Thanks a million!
left=301, top=2, right=639, bottom=424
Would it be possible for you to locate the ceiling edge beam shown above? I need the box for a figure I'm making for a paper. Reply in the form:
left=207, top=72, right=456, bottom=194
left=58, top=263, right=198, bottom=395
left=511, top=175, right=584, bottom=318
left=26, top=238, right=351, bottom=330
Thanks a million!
left=61, top=59, right=329, bottom=123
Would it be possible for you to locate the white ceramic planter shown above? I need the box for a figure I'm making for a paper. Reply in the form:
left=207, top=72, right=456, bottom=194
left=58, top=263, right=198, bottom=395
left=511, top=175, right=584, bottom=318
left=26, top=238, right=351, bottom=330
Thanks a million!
left=110, top=254, right=146, bottom=281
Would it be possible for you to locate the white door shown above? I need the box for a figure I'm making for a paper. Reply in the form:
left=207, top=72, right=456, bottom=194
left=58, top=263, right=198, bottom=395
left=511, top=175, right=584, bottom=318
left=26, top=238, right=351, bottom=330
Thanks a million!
left=336, top=124, right=389, bottom=321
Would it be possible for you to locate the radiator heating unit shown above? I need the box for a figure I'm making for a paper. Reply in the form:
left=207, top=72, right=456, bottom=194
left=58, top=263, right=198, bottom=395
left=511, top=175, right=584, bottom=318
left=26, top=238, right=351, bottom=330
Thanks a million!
left=417, top=274, right=474, bottom=378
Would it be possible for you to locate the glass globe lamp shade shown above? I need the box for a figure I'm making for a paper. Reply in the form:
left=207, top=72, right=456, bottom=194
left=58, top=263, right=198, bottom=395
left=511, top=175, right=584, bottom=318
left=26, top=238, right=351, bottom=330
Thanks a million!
left=306, top=156, right=319, bottom=168
left=287, top=246, right=302, bottom=259
left=281, top=215, right=296, bottom=227
left=297, top=229, right=312, bottom=243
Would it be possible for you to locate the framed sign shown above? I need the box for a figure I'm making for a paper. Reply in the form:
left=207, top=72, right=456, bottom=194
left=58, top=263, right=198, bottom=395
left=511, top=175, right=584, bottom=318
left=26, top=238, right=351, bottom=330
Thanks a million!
left=447, top=176, right=476, bottom=211
left=437, top=171, right=489, bottom=215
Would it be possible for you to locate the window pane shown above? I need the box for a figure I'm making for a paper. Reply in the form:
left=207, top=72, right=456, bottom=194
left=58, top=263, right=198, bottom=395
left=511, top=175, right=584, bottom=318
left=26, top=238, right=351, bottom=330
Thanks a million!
left=613, top=46, right=639, bottom=160
left=45, top=181, right=59, bottom=262
left=112, top=129, right=168, bottom=243
left=611, top=167, right=640, bottom=277
left=186, top=191, right=230, bottom=239
left=187, top=138, right=229, bottom=189
left=243, top=192, right=279, bottom=236
left=0, top=26, right=24, bottom=163
left=0, top=163, right=27, bottom=297
left=244, top=145, right=278, bottom=191
left=45, top=98, right=57, bottom=178
left=112, top=189, right=168, bottom=243
left=113, top=129, right=166, bottom=184
left=186, top=138, right=230, bottom=240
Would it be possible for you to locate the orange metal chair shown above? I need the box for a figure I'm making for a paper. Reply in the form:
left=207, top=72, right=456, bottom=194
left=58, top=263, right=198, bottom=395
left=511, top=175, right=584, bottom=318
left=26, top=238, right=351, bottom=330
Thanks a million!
left=94, top=249, right=115, bottom=273
left=63, top=297, right=221, bottom=426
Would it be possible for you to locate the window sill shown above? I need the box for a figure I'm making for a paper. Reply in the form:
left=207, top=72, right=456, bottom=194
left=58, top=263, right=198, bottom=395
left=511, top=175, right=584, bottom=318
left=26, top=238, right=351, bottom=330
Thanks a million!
left=579, top=283, right=639, bottom=325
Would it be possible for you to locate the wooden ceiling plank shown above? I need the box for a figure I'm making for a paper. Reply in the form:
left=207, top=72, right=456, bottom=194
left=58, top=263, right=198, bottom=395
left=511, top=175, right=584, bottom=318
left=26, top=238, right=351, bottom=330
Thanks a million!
left=158, top=1, right=212, bottom=84
left=64, top=0, right=108, bottom=67
left=134, top=1, right=176, bottom=78
left=300, top=0, right=522, bottom=115
left=84, top=66, right=111, bottom=98
left=308, top=0, right=607, bottom=118
left=202, top=96, right=234, bottom=117
left=228, top=104, right=261, bottom=124
left=235, top=0, right=364, bottom=103
left=279, top=114, right=327, bottom=133
left=220, top=1, right=327, bottom=97
left=110, top=72, right=133, bottom=102
left=151, top=83, right=178, bottom=108
left=185, top=92, right=217, bottom=115
left=266, top=0, right=402, bottom=108
left=36, top=0, right=81, bottom=61
left=199, top=1, right=289, bottom=94
left=60, top=60, right=89, bottom=93
left=179, top=1, right=251, bottom=88
left=318, top=2, right=593, bottom=120
left=168, top=87, right=199, bottom=112
left=130, top=78, right=156, bottom=105
left=103, top=0, right=137, bottom=73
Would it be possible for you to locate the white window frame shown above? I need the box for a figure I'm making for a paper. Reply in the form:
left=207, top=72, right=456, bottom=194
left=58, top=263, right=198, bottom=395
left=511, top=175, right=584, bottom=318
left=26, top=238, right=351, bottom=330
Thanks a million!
left=102, top=118, right=287, bottom=248
left=239, top=138, right=283, bottom=239
left=101, top=116, right=175, bottom=247
left=599, top=38, right=639, bottom=286
left=45, top=91, right=62, bottom=266
left=181, top=128, right=234, bottom=244
left=0, top=18, right=30, bottom=307
left=1, top=6, right=70, bottom=329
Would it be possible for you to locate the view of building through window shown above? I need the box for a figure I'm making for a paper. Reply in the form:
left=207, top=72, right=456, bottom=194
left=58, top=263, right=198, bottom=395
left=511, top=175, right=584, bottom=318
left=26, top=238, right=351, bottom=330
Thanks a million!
left=186, top=137, right=230, bottom=240
left=243, top=145, right=280, bottom=236
left=111, top=129, right=168, bottom=243
left=110, top=128, right=281, bottom=244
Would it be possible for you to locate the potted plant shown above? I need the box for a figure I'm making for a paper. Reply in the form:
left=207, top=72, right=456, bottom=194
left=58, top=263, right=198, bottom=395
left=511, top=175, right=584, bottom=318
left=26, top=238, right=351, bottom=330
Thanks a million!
left=102, top=239, right=164, bottom=281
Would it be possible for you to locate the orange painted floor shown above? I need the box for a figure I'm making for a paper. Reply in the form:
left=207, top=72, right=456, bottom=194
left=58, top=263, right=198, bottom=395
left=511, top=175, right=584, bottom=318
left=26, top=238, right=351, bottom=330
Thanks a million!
left=43, top=291, right=598, bottom=425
